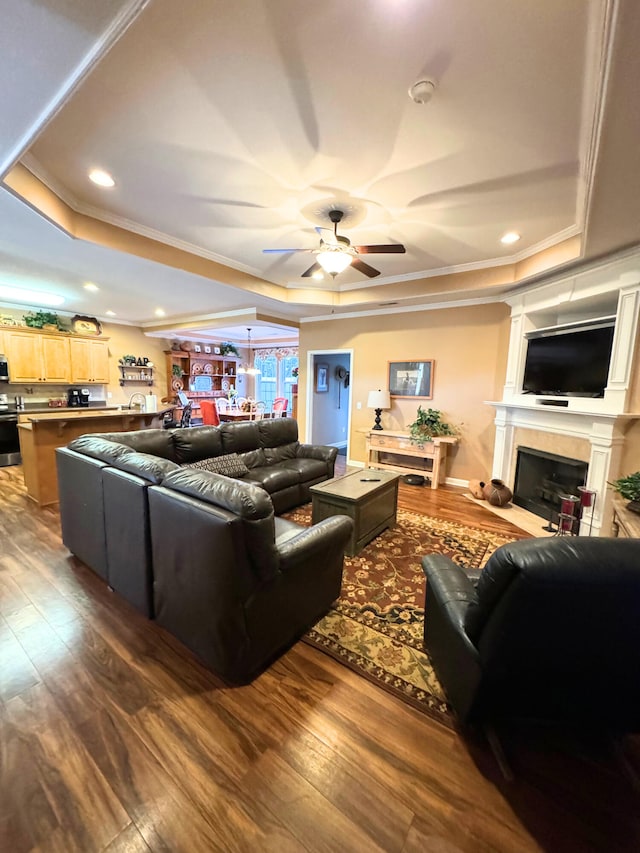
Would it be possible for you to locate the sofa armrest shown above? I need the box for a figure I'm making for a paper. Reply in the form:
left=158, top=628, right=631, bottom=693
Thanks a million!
left=422, top=554, right=478, bottom=630
left=422, top=554, right=482, bottom=723
left=278, top=515, right=353, bottom=574
left=296, top=443, right=338, bottom=464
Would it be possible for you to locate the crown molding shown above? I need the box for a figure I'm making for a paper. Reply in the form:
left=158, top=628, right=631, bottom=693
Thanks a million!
left=0, top=1, right=150, bottom=181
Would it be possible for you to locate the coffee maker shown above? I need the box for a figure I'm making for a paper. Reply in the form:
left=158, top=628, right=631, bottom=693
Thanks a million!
left=67, top=388, right=90, bottom=407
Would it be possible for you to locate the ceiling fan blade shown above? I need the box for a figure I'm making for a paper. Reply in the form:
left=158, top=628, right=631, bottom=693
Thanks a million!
left=301, top=262, right=322, bottom=278
left=262, top=248, right=309, bottom=254
left=354, top=244, right=406, bottom=254
left=351, top=259, right=380, bottom=278
left=316, top=226, right=339, bottom=245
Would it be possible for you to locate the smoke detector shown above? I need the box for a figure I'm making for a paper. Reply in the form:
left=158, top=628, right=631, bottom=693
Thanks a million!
left=408, top=78, right=437, bottom=104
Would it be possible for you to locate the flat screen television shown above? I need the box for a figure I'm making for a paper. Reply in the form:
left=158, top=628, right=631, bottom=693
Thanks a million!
left=522, top=322, right=615, bottom=397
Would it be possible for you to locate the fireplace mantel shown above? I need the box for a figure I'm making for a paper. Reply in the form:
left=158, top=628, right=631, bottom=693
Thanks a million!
left=486, top=400, right=640, bottom=536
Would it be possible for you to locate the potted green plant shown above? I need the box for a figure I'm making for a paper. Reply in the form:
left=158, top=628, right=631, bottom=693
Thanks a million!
left=609, top=471, right=640, bottom=514
left=220, top=342, right=240, bottom=357
left=23, top=310, right=61, bottom=330
left=408, top=406, right=458, bottom=444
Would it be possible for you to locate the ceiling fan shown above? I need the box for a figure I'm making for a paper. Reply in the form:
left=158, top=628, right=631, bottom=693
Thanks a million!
left=263, top=210, right=406, bottom=278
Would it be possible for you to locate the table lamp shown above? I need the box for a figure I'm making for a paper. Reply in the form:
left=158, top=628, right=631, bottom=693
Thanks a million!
left=367, top=389, right=391, bottom=430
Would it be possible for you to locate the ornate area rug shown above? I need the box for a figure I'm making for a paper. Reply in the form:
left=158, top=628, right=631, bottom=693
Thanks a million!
left=283, top=505, right=525, bottom=727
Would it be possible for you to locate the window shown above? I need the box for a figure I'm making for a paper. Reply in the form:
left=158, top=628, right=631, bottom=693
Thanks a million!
left=254, top=352, right=298, bottom=412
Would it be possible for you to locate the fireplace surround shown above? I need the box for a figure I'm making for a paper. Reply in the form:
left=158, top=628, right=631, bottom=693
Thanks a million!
left=487, top=249, right=640, bottom=536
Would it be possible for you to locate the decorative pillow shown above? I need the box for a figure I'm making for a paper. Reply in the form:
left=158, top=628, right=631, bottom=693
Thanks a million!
left=183, top=452, right=249, bottom=478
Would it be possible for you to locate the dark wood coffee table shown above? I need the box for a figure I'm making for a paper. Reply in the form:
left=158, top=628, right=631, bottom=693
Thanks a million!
left=310, top=468, right=400, bottom=556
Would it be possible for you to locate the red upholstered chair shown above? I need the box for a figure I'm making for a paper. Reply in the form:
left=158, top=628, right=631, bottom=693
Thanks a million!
left=272, top=397, right=288, bottom=417
left=199, top=399, right=220, bottom=426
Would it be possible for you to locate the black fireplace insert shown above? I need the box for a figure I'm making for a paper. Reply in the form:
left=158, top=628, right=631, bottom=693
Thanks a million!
left=513, top=446, right=588, bottom=524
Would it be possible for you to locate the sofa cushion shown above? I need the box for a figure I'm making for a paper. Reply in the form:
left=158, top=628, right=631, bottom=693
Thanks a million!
left=220, top=421, right=261, bottom=454
left=89, top=429, right=177, bottom=460
left=183, top=452, right=249, bottom=478
left=68, top=436, right=135, bottom=466
left=263, top=442, right=299, bottom=465
left=280, top=457, right=330, bottom=480
left=258, top=418, right=298, bottom=447
left=238, top=448, right=267, bottom=469
left=243, top=465, right=300, bottom=494
left=116, top=451, right=180, bottom=484
left=172, top=425, right=223, bottom=464
left=162, top=468, right=273, bottom=519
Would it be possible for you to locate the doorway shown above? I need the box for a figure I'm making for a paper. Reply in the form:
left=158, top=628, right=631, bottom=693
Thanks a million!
left=306, top=350, right=353, bottom=458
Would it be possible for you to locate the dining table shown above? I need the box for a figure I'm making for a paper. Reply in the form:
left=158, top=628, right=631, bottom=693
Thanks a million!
left=218, top=410, right=275, bottom=422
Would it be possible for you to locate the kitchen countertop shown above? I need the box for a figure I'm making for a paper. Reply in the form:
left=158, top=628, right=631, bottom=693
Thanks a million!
left=17, top=405, right=121, bottom=415
left=19, top=408, right=170, bottom=424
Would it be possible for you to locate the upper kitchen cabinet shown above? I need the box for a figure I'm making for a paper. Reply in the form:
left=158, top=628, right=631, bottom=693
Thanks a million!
left=69, top=338, right=110, bottom=383
left=5, top=330, right=70, bottom=383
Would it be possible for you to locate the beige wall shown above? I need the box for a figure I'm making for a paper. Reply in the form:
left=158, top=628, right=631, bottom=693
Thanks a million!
left=299, top=303, right=511, bottom=482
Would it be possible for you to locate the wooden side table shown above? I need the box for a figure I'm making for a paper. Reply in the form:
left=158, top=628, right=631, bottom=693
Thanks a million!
left=365, top=429, right=457, bottom=490
left=611, top=494, right=640, bottom=538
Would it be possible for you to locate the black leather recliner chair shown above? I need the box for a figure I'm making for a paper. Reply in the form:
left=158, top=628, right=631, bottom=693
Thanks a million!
left=422, top=537, right=640, bottom=729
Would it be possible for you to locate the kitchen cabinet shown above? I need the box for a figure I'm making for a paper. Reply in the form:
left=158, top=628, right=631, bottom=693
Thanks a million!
left=70, top=338, right=110, bottom=383
left=5, top=330, right=70, bottom=383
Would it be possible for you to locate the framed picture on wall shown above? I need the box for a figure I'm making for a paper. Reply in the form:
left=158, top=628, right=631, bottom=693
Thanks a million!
left=388, top=360, right=434, bottom=398
left=315, top=362, right=329, bottom=393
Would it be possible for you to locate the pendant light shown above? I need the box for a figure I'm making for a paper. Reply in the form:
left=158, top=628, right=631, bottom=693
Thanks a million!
left=236, top=328, right=261, bottom=375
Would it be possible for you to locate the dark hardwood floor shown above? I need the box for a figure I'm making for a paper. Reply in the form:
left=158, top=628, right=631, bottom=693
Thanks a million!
left=1, top=460, right=639, bottom=852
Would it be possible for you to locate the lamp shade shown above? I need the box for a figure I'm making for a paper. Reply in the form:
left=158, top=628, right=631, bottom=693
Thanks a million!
left=317, top=250, right=352, bottom=275
left=367, top=389, right=391, bottom=410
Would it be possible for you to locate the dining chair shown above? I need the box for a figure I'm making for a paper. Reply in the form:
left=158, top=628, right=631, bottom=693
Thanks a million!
left=215, top=397, right=230, bottom=414
left=272, top=397, right=288, bottom=417
left=234, top=396, right=248, bottom=411
left=249, top=401, right=267, bottom=421
left=199, top=399, right=220, bottom=426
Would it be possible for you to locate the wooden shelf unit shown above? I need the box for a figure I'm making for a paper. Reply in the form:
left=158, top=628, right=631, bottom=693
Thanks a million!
left=118, top=364, right=154, bottom=386
left=164, top=350, right=238, bottom=423
left=365, top=429, right=457, bottom=490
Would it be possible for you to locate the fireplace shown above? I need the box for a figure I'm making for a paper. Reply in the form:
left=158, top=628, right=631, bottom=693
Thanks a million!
left=513, top=446, right=588, bottom=524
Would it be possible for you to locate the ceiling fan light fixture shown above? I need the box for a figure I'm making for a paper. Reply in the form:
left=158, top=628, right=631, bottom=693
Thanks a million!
left=317, top=250, right=352, bottom=276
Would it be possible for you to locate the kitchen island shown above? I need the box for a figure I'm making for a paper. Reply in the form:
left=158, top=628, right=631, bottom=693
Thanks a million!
left=18, top=408, right=170, bottom=506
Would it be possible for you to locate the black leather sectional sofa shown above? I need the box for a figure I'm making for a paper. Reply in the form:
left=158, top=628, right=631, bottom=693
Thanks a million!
left=56, top=419, right=352, bottom=682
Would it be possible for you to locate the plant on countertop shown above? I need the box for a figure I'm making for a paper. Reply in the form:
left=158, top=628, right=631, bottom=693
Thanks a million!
left=23, top=310, right=61, bottom=330
left=408, top=406, right=458, bottom=444
left=609, top=471, right=640, bottom=508
left=221, top=342, right=240, bottom=357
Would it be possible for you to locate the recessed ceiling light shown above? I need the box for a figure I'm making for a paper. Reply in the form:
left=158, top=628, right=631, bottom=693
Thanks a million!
left=500, top=231, right=521, bottom=245
left=83, top=282, right=99, bottom=292
left=154, top=308, right=166, bottom=317
left=89, top=169, right=115, bottom=188
left=0, top=284, right=64, bottom=306
left=105, top=310, right=116, bottom=316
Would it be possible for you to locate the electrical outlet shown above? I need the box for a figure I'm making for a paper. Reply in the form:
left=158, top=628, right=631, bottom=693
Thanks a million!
left=356, top=401, right=362, bottom=409
left=107, top=392, right=112, bottom=398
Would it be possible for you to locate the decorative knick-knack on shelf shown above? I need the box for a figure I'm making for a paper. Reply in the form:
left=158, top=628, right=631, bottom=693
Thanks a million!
left=483, top=478, right=513, bottom=506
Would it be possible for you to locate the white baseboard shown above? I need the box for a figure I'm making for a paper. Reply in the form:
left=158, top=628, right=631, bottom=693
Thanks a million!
left=445, top=477, right=469, bottom=488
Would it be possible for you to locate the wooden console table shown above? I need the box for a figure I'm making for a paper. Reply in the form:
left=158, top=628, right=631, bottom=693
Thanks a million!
left=611, top=494, right=640, bottom=538
left=365, top=429, right=457, bottom=490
